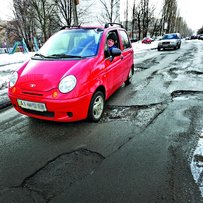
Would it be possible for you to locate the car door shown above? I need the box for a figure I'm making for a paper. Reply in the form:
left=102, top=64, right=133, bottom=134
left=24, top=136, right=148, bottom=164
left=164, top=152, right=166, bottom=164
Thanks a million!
left=119, top=30, right=134, bottom=82
left=104, top=30, right=124, bottom=96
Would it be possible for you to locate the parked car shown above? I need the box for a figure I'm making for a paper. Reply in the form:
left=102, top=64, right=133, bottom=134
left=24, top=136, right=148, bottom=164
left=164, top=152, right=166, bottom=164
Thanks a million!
left=158, top=33, right=181, bottom=51
left=185, top=36, right=190, bottom=40
left=198, top=34, right=203, bottom=40
left=130, top=38, right=138, bottom=43
left=191, top=35, right=198, bottom=39
left=142, top=37, right=154, bottom=44
left=8, top=23, right=134, bottom=122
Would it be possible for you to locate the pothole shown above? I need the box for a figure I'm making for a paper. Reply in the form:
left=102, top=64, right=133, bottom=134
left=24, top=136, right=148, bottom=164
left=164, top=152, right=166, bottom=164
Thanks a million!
left=171, top=90, right=203, bottom=98
left=186, top=70, right=203, bottom=76
left=21, top=149, right=104, bottom=200
left=190, top=130, right=203, bottom=197
left=101, top=104, right=166, bottom=127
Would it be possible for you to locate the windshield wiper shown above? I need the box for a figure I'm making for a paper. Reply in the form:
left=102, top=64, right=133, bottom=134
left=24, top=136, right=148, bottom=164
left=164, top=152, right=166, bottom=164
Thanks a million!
left=33, top=53, right=46, bottom=58
left=46, top=54, right=83, bottom=59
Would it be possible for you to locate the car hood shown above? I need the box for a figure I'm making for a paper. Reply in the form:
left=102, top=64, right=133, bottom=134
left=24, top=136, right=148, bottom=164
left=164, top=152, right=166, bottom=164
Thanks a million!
left=17, top=59, right=89, bottom=92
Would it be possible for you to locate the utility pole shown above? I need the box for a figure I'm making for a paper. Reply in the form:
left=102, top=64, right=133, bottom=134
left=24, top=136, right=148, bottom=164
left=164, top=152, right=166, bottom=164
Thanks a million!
left=125, top=0, right=129, bottom=30
left=72, top=0, right=79, bottom=26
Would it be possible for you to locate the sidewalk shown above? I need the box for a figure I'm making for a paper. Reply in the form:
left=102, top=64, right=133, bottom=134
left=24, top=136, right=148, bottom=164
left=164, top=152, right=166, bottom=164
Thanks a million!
left=0, top=89, right=10, bottom=109
left=0, top=52, right=35, bottom=109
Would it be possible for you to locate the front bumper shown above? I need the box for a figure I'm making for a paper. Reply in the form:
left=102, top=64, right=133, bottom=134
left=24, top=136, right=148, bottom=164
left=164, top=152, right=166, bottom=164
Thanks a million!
left=8, top=90, right=92, bottom=122
left=158, top=43, right=176, bottom=49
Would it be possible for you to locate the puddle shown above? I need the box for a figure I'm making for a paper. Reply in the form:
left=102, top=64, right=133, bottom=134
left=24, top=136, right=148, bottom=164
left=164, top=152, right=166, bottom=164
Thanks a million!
left=173, top=95, right=200, bottom=101
left=190, top=129, right=203, bottom=196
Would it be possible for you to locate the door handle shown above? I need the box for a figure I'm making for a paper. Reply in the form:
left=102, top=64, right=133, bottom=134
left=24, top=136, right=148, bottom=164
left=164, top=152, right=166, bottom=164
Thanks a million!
left=120, top=55, right=124, bottom=60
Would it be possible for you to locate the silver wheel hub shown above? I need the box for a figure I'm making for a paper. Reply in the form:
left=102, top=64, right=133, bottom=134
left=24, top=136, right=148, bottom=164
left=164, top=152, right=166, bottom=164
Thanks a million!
left=93, top=95, right=104, bottom=119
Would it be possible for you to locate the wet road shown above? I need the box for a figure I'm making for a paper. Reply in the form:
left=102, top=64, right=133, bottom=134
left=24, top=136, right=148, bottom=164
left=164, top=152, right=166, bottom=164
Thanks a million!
left=1, top=40, right=203, bottom=202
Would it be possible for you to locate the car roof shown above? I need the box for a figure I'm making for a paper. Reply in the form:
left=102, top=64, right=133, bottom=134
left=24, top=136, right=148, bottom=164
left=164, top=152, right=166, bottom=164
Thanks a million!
left=164, top=33, right=180, bottom=36
left=60, top=23, right=125, bottom=32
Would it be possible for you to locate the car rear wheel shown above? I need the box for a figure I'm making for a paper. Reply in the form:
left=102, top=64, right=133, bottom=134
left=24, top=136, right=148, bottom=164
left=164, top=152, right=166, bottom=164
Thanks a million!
left=125, top=67, right=133, bottom=86
left=88, top=91, right=105, bottom=122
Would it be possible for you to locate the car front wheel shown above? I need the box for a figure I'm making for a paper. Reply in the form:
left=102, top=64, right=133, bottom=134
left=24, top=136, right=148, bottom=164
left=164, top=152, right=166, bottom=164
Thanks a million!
left=88, top=91, right=105, bottom=122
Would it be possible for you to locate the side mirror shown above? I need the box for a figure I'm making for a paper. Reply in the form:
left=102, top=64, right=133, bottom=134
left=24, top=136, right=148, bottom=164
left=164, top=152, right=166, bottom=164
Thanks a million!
left=109, top=48, right=121, bottom=62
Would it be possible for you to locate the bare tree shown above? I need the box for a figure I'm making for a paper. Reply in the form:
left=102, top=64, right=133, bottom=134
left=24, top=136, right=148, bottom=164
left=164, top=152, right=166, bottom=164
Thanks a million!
left=55, top=0, right=72, bottom=27
left=12, top=0, right=37, bottom=50
left=132, top=2, right=142, bottom=39
left=55, top=0, right=95, bottom=26
left=77, top=0, right=97, bottom=25
left=197, top=26, right=203, bottom=35
left=98, top=0, right=120, bottom=24
left=132, top=0, right=155, bottom=39
left=29, top=0, right=58, bottom=42
left=161, top=0, right=177, bottom=33
left=131, top=0, right=136, bottom=38
left=125, top=0, right=129, bottom=30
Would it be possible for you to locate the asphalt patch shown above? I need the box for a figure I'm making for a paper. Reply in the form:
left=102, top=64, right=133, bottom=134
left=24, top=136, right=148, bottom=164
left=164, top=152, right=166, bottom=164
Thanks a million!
left=23, top=149, right=104, bottom=200
left=101, top=104, right=166, bottom=127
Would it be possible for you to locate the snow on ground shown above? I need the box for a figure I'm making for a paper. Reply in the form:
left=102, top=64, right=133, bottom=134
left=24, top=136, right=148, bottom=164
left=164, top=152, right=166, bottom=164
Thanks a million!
left=0, top=41, right=158, bottom=93
left=0, top=52, right=34, bottom=67
left=0, top=52, right=35, bottom=91
left=132, top=40, right=158, bottom=53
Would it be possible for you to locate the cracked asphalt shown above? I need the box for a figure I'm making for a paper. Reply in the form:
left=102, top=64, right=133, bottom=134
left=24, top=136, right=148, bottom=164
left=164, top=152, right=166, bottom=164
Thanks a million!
left=1, top=40, right=203, bottom=202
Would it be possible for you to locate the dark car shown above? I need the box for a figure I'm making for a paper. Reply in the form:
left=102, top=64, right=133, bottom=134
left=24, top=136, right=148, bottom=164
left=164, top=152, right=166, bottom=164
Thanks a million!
left=191, top=35, right=198, bottom=39
left=130, top=38, right=138, bottom=43
left=198, top=34, right=203, bottom=40
left=158, top=33, right=181, bottom=51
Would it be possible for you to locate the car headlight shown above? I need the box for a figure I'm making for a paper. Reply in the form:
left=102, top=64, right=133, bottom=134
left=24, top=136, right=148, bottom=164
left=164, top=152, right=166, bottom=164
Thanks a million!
left=9, top=71, right=18, bottom=87
left=59, top=75, right=77, bottom=93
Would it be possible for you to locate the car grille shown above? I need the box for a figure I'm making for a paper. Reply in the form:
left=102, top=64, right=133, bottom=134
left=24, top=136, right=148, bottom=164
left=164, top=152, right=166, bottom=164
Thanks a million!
left=163, top=42, right=170, bottom=44
left=22, top=91, right=44, bottom=96
left=20, top=107, right=54, bottom=117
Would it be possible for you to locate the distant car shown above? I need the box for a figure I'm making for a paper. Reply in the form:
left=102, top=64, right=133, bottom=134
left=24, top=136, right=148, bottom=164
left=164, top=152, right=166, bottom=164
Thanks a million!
left=191, top=35, right=198, bottom=39
left=8, top=23, right=134, bottom=122
left=142, top=37, right=154, bottom=44
left=198, top=34, right=203, bottom=40
left=158, top=33, right=181, bottom=51
left=130, top=38, right=138, bottom=43
left=154, top=36, right=163, bottom=41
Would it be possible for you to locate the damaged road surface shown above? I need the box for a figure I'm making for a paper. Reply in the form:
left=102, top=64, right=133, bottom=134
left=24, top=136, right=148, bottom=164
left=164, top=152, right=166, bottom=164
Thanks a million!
left=1, top=40, right=203, bottom=202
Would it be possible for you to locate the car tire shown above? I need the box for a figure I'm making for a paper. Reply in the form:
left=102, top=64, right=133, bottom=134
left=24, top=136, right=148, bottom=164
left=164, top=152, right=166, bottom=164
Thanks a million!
left=125, top=67, right=133, bottom=86
left=158, top=47, right=161, bottom=51
left=88, top=91, right=105, bottom=122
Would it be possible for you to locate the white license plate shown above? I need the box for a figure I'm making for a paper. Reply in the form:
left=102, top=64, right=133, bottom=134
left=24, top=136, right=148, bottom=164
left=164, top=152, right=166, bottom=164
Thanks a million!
left=17, top=99, right=47, bottom=112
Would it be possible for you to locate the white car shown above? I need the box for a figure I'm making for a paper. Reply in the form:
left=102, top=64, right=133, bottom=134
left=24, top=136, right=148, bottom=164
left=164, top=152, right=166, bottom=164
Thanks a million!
left=158, top=33, right=181, bottom=51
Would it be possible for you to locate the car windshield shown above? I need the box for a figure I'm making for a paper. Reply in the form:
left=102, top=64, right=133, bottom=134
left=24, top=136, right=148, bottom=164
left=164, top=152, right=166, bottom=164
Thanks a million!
left=162, top=34, right=178, bottom=40
left=35, top=29, right=102, bottom=58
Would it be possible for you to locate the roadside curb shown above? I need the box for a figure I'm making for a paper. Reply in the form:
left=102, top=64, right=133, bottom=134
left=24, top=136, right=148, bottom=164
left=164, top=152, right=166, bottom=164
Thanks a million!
left=0, top=91, right=11, bottom=110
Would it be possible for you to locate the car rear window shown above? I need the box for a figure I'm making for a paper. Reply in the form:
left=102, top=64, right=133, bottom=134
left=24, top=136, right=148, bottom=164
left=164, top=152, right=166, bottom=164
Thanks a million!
left=163, top=34, right=178, bottom=40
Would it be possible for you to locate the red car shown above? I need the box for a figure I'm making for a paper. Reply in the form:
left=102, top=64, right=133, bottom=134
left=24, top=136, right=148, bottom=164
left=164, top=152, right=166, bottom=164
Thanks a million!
left=8, top=23, right=134, bottom=122
left=142, top=37, right=154, bottom=44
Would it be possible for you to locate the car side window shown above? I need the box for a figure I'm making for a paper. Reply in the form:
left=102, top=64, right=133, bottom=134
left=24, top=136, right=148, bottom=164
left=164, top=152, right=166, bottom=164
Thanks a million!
left=105, top=31, right=119, bottom=58
left=120, top=30, right=131, bottom=50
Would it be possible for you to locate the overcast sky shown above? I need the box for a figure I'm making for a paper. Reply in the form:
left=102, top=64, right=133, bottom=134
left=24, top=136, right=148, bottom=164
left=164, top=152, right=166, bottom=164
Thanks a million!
left=0, top=0, right=203, bottom=31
